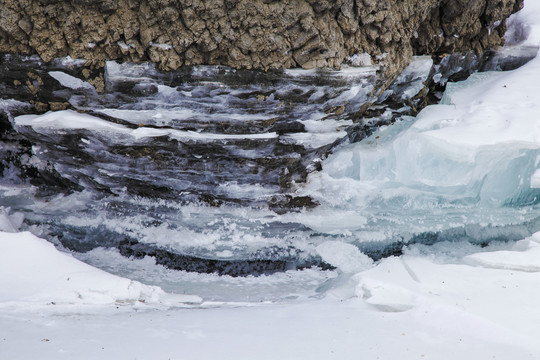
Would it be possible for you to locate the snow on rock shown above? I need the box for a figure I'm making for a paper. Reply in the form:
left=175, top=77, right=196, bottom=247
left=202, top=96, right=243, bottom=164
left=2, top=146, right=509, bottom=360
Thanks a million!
left=0, top=231, right=201, bottom=307
left=425, top=62, right=540, bottom=149
left=347, top=53, right=372, bottom=67
left=507, top=0, right=540, bottom=46
left=16, top=110, right=128, bottom=133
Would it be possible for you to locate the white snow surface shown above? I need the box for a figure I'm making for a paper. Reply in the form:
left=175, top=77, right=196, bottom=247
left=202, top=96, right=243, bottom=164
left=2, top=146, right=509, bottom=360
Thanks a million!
left=2, top=229, right=540, bottom=359
left=0, top=231, right=201, bottom=307
left=3, top=2, right=540, bottom=359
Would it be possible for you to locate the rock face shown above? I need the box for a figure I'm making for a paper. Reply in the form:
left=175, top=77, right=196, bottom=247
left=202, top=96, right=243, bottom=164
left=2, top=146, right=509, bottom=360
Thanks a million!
left=0, top=0, right=523, bottom=83
left=0, top=0, right=528, bottom=276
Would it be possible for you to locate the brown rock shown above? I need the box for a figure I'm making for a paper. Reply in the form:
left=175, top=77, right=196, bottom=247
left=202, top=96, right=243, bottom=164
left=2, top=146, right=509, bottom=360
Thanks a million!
left=49, top=102, right=70, bottom=111
left=32, top=101, right=48, bottom=113
left=0, top=0, right=523, bottom=86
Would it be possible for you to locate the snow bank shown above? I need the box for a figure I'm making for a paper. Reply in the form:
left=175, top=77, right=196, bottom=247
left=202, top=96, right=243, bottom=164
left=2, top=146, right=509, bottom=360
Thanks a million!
left=4, top=234, right=540, bottom=360
left=464, top=232, right=540, bottom=271
left=341, top=246, right=540, bottom=355
left=0, top=231, right=201, bottom=308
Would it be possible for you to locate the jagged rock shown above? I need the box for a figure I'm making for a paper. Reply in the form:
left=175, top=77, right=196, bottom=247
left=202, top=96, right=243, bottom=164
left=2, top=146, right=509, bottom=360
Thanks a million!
left=0, top=0, right=523, bottom=86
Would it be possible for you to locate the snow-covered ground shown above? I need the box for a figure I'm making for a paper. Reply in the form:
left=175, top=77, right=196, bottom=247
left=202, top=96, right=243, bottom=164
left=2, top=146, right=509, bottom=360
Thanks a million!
left=3, top=1, right=540, bottom=359
left=2, top=228, right=540, bottom=359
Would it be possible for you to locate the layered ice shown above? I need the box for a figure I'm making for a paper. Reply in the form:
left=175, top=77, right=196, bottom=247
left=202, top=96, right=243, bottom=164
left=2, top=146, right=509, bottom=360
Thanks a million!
left=7, top=46, right=540, bottom=272
left=3, top=1, right=540, bottom=286
left=15, top=110, right=279, bottom=141
left=4, top=54, right=395, bottom=269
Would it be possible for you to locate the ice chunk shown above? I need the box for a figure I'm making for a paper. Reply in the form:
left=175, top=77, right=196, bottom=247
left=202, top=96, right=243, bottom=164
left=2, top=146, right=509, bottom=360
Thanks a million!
left=281, top=132, right=345, bottom=148
left=48, top=71, right=95, bottom=91
left=302, top=51, right=540, bottom=242
left=315, top=241, right=373, bottom=273
left=291, top=209, right=369, bottom=235
left=389, top=56, right=433, bottom=101
left=104, top=60, right=157, bottom=91
left=440, top=71, right=504, bottom=106
left=351, top=256, right=419, bottom=311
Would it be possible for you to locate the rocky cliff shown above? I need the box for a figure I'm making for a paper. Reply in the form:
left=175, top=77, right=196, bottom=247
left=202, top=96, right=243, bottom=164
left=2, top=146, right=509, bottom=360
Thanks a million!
left=0, top=0, right=523, bottom=84
left=0, top=0, right=532, bottom=274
